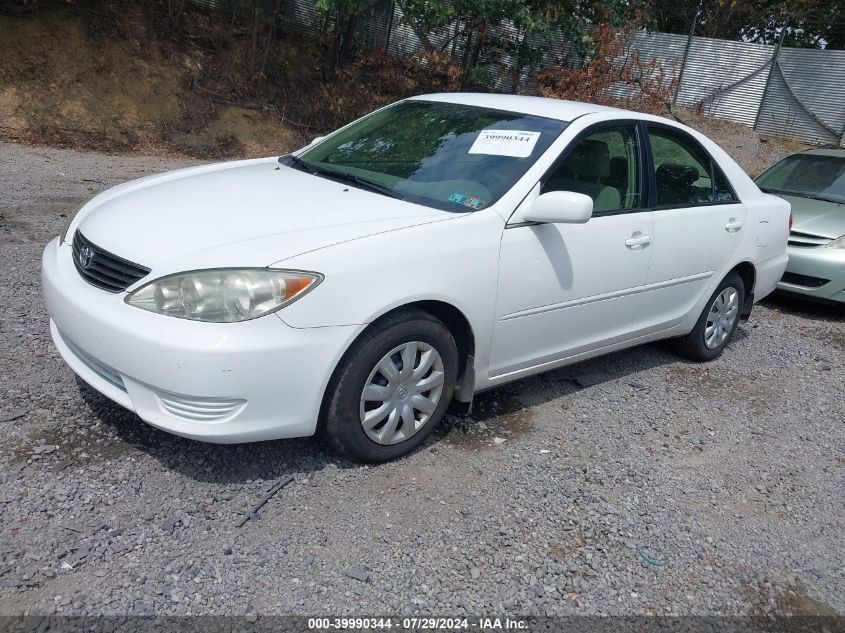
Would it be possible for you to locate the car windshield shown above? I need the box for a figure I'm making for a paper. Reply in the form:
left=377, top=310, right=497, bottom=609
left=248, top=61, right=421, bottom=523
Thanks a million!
left=294, top=100, right=568, bottom=212
left=756, top=154, right=845, bottom=205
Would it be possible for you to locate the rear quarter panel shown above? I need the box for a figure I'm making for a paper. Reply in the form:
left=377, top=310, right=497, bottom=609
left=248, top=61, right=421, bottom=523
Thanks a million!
left=748, top=193, right=791, bottom=258
left=742, top=192, right=790, bottom=301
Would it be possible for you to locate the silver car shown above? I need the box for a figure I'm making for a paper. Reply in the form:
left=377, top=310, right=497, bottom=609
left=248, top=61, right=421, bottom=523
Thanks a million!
left=756, top=148, right=845, bottom=304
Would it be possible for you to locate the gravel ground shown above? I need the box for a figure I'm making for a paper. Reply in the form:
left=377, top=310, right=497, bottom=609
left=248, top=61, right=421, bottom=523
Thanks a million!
left=0, top=141, right=843, bottom=618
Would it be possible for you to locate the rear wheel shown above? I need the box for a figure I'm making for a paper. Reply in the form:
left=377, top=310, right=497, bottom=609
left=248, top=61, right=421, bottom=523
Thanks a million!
left=321, top=309, right=458, bottom=462
left=673, top=272, right=745, bottom=362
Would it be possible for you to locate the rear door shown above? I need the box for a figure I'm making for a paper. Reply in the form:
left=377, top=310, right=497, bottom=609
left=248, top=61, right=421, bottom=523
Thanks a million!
left=636, top=124, right=746, bottom=333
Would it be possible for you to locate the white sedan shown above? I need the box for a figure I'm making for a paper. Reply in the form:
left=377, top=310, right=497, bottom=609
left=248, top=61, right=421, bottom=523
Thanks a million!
left=42, top=93, right=790, bottom=461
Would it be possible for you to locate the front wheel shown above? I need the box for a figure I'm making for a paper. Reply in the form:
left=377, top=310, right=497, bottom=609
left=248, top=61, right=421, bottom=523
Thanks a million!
left=321, top=309, right=458, bottom=462
left=673, top=272, right=745, bottom=362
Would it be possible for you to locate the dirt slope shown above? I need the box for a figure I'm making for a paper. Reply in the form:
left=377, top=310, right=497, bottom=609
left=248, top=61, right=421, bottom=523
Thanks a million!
left=0, top=7, right=297, bottom=157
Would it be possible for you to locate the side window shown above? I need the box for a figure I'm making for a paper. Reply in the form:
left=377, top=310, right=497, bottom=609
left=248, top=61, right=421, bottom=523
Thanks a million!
left=648, top=127, right=737, bottom=206
left=713, top=167, right=737, bottom=202
left=543, top=126, right=641, bottom=214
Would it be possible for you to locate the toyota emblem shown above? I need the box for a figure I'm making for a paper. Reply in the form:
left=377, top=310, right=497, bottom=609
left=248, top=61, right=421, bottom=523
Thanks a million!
left=78, top=245, right=94, bottom=269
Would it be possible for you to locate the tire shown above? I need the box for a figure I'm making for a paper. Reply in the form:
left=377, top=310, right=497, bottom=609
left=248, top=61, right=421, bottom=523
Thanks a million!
left=673, top=271, right=745, bottom=362
left=321, top=309, right=458, bottom=462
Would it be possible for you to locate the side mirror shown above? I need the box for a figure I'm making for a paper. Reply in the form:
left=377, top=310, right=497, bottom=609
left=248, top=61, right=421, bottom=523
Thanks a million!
left=523, top=191, right=593, bottom=224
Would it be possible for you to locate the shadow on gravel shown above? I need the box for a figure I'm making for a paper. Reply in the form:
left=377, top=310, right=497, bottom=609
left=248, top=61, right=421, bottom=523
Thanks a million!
left=761, top=294, right=845, bottom=352
left=744, top=579, right=841, bottom=617
left=439, top=336, right=694, bottom=448
left=762, top=293, right=845, bottom=323
left=76, top=333, right=708, bottom=478
left=77, top=377, right=352, bottom=484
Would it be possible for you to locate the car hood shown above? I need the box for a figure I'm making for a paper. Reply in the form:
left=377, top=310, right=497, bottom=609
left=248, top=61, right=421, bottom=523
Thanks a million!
left=780, top=194, right=845, bottom=239
left=74, top=157, right=454, bottom=274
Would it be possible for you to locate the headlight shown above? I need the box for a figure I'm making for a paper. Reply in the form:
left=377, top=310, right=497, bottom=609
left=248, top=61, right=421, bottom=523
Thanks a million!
left=60, top=204, right=84, bottom=243
left=125, top=269, right=322, bottom=322
left=826, top=235, right=845, bottom=249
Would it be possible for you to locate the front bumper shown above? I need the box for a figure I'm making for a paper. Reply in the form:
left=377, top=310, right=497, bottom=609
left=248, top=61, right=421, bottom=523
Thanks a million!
left=42, top=238, right=360, bottom=443
left=777, top=244, right=845, bottom=303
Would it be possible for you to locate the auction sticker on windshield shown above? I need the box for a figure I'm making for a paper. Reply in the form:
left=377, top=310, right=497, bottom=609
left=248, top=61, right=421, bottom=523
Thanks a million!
left=469, top=130, right=541, bottom=158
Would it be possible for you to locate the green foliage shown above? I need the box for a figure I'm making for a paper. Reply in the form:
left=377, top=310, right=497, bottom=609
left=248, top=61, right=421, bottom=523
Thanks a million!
left=314, top=0, right=360, bottom=17
left=400, top=0, right=582, bottom=35
left=738, top=0, right=845, bottom=49
left=397, top=0, right=454, bottom=33
left=465, top=64, right=494, bottom=87
left=649, top=0, right=845, bottom=49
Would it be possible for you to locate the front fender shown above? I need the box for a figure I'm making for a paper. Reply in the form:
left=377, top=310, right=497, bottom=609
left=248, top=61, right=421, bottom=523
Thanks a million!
left=275, top=209, right=504, bottom=379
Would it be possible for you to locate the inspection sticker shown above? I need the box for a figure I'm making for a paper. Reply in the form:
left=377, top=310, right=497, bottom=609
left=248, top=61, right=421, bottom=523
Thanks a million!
left=448, top=192, right=486, bottom=209
left=468, top=130, right=541, bottom=158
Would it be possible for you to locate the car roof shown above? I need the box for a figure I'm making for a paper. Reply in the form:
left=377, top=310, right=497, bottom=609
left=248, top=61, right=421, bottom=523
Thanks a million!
left=799, top=147, right=845, bottom=158
left=408, top=93, right=628, bottom=122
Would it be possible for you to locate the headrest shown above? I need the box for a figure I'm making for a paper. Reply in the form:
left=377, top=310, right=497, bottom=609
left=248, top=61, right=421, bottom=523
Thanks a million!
left=656, top=163, right=699, bottom=187
left=564, top=139, right=610, bottom=179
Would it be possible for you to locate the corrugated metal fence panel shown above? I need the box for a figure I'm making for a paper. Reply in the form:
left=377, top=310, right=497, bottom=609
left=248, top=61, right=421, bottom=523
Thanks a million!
left=756, top=68, right=835, bottom=145
left=628, top=30, right=687, bottom=78
left=442, top=21, right=584, bottom=93
left=283, top=0, right=322, bottom=38
left=191, top=0, right=276, bottom=17
left=607, top=30, right=686, bottom=102
left=384, top=6, right=585, bottom=92
left=457, top=27, right=515, bottom=93
left=189, top=0, right=322, bottom=36
left=518, top=27, right=584, bottom=91
left=355, top=1, right=393, bottom=52
left=386, top=4, right=428, bottom=57
left=677, top=36, right=773, bottom=127
left=756, top=48, right=845, bottom=146
left=475, top=19, right=523, bottom=93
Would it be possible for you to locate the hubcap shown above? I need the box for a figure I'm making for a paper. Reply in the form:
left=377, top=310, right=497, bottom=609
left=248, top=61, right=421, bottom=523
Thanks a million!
left=704, top=286, right=739, bottom=350
left=359, top=341, right=445, bottom=445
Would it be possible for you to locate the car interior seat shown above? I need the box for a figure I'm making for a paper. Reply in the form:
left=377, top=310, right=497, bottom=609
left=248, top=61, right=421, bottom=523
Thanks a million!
left=655, top=163, right=699, bottom=205
left=545, top=139, right=621, bottom=213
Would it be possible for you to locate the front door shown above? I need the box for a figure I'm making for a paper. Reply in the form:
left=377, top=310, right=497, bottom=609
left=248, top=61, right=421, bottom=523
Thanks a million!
left=489, top=124, right=654, bottom=379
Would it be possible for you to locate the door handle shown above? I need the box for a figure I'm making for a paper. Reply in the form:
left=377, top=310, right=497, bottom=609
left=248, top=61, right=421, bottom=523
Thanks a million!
left=625, top=235, right=652, bottom=249
left=725, top=218, right=743, bottom=232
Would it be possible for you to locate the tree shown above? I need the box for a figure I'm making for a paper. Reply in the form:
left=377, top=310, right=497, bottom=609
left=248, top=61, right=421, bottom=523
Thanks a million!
left=738, top=0, right=845, bottom=48
left=315, top=0, right=376, bottom=73
left=647, top=0, right=845, bottom=49
left=535, top=3, right=679, bottom=114
left=397, top=0, right=586, bottom=88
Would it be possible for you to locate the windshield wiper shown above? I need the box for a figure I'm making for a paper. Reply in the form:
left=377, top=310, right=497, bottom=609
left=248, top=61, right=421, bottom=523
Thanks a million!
left=807, top=195, right=845, bottom=205
left=284, top=157, right=404, bottom=200
left=282, top=154, right=315, bottom=174
left=760, top=187, right=845, bottom=205
left=760, top=188, right=813, bottom=199
left=336, top=172, right=405, bottom=200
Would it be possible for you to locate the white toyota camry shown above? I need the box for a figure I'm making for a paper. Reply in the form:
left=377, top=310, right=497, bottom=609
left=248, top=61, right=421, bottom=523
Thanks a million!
left=42, top=93, right=790, bottom=461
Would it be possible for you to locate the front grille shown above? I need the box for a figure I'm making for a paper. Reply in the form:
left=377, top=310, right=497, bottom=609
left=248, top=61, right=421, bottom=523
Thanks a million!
left=72, top=231, right=150, bottom=292
left=780, top=272, right=830, bottom=288
left=788, top=231, right=832, bottom=247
